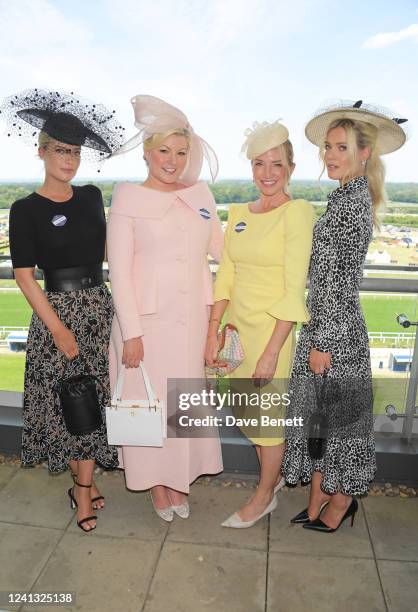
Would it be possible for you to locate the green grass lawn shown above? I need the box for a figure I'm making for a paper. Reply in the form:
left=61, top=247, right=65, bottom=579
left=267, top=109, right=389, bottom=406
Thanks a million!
left=0, top=291, right=32, bottom=327
left=0, top=353, right=25, bottom=391
left=0, top=290, right=417, bottom=398
left=1, top=289, right=417, bottom=330
left=0, top=351, right=403, bottom=412
left=360, top=294, right=418, bottom=332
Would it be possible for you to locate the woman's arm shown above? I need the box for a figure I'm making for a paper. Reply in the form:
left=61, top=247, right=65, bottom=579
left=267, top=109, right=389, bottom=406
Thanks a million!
left=309, top=194, right=370, bottom=372
left=205, top=207, right=235, bottom=365
left=14, top=268, right=78, bottom=359
left=253, top=320, right=294, bottom=381
left=107, top=191, right=144, bottom=369
left=205, top=299, right=229, bottom=365
left=208, top=211, right=224, bottom=263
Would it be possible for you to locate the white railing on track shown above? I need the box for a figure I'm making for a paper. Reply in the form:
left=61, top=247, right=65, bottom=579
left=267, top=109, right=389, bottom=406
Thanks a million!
left=0, top=326, right=29, bottom=342
left=0, top=327, right=415, bottom=342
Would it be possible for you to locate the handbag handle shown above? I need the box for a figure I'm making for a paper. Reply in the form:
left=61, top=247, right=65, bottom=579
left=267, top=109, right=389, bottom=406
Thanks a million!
left=313, top=371, right=328, bottom=411
left=218, top=323, right=238, bottom=351
left=61, top=352, right=89, bottom=369
left=54, top=353, right=104, bottom=393
left=113, top=362, right=158, bottom=407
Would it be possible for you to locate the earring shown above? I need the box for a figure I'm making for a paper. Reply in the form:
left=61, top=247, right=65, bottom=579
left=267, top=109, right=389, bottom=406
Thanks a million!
left=361, top=160, right=366, bottom=167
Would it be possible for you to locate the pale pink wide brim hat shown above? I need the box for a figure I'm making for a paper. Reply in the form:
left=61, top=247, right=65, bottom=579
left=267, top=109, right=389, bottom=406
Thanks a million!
left=112, top=94, right=218, bottom=185
left=305, top=99, right=408, bottom=155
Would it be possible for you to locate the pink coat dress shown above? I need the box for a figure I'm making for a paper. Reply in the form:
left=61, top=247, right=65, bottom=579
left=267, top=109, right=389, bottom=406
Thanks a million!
left=107, top=181, right=224, bottom=492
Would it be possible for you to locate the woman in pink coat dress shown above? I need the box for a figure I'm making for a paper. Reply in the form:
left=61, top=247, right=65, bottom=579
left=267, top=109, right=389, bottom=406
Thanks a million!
left=107, top=95, right=223, bottom=521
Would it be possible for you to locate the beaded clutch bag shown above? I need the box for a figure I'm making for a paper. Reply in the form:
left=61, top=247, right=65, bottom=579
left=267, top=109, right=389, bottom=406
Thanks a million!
left=205, top=323, right=245, bottom=378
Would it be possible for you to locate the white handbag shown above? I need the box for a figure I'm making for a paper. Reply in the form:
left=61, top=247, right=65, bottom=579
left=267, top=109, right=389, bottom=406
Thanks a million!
left=106, top=363, right=166, bottom=447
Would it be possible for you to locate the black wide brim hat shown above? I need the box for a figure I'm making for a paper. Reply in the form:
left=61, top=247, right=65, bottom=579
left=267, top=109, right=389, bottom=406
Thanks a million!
left=0, top=88, right=126, bottom=164
left=305, top=99, right=408, bottom=155
left=17, top=109, right=111, bottom=152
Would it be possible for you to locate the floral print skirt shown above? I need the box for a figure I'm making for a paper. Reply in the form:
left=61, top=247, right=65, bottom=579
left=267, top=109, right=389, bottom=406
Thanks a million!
left=21, top=284, right=118, bottom=473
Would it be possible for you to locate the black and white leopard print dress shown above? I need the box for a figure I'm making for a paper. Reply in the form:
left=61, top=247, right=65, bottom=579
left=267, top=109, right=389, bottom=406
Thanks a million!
left=282, top=175, right=376, bottom=496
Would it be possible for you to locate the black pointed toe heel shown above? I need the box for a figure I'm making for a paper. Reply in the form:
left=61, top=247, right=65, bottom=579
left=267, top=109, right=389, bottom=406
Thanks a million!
left=302, top=498, right=358, bottom=533
left=290, top=501, right=329, bottom=524
left=68, top=481, right=98, bottom=532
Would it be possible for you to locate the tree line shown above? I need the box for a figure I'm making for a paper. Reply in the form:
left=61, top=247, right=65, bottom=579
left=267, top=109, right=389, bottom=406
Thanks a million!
left=0, top=180, right=417, bottom=209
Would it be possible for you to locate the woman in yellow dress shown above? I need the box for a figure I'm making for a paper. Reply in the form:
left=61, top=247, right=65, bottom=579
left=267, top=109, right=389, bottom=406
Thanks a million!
left=205, top=120, right=314, bottom=528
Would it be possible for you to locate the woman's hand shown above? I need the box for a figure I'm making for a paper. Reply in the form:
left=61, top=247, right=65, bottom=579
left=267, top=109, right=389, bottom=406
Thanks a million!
left=252, top=350, right=279, bottom=387
left=204, top=334, right=220, bottom=366
left=122, top=337, right=144, bottom=368
left=52, top=325, right=79, bottom=360
left=309, top=348, right=331, bottom=374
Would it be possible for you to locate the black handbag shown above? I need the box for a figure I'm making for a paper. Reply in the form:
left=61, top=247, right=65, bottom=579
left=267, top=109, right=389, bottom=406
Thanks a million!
left=55, top=355, right=103, bottom=436
left=307, top=374, right=329, bottom=460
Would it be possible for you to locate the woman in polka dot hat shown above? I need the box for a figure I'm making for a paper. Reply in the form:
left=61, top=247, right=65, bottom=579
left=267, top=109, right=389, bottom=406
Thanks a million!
left=3, top=88, right=125, bottom=533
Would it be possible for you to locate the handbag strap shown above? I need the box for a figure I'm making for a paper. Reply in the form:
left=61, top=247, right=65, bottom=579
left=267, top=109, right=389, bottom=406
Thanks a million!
left=313, top=372, right=328, bottom=411
left=113, top=362, right=158, bottom=407
left=55, top=353, right=102, bottom=393
left=61, top=353, right=93, bottom=375
left=218, top=323, right=238, bottom=351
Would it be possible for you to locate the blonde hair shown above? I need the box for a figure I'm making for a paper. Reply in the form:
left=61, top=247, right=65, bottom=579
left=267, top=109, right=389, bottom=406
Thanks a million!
left=321, top=118, right=386, bottom=228
left=143, top=128, right=190, bottom=152
left=281, top=140, right=295, bottom=193
left=252, top=140, right=295, bottom=196
left=38, top=130, right=52, bottom=149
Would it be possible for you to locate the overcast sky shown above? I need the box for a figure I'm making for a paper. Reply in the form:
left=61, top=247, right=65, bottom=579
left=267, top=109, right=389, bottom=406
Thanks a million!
left=0, top=0, right=417, bottom=182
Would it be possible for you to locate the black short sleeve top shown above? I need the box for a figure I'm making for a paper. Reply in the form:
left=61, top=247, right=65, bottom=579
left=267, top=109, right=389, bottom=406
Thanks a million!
left=9, top=185, right=106, bottom=270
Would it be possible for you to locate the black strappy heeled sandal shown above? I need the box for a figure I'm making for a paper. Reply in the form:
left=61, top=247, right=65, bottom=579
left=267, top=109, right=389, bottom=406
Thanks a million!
left=70, top=471, right=105, bottom=510
left=68, top=481, right=98, bottom=532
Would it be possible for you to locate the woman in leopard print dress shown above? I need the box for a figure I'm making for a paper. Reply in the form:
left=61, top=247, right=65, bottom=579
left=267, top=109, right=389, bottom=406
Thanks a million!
left=282, top=101, right=407, bottom=532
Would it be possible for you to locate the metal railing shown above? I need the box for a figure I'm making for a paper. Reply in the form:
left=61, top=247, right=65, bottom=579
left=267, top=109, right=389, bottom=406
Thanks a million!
left=1, top=262, right=418, bottom=446
left=0, top=325, right=28, bottom=337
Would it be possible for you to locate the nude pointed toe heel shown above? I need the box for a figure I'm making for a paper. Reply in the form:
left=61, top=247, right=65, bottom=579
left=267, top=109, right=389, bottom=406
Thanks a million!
left=274, top=476, right=286, bottom=495
left=221, top=495, right=278, bottom=529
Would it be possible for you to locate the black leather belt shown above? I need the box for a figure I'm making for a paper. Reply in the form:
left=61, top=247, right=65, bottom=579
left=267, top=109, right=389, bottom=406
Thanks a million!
left=44, top=264, right=104, bottom=292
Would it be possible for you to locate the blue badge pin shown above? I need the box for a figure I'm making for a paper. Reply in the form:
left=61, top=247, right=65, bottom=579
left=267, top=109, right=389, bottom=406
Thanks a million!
left=234, top=221, right=247, bottom=233
left=199, top=207, right=211, bottom=220
left=51, top=214, right=67, bottom=227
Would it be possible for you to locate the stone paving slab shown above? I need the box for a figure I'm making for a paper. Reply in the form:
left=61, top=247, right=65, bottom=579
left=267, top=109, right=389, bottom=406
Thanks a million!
left=0, top=465, right=17, bottom=491
left=378, top=559, right=418, bottom=612
left=167, top=482, right=268, bottom=551
left=67, top=471, right=168, bottom=542
left=22, top=533, right=161, bottom=612
left=1, top=466, right=418, bottom=612
left=267, top=551, right=386, bottom=612
left=362, top=496, right=418, bottom=561
left=0, top=468, right=71, bottom=530
left=269, top=488, right=374, bottom=559
left=0, top=523, right=62, bottom=595
left=143, top=541, right=266, bottom=612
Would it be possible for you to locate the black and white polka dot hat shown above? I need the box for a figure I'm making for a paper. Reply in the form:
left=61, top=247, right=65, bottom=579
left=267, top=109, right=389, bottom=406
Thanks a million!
left=0, top=88, right=126, bottom=167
